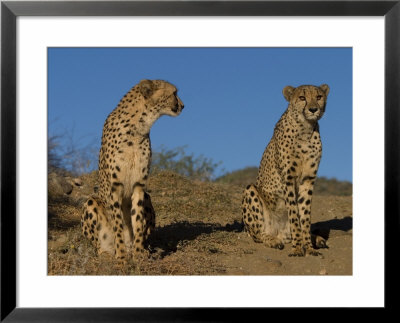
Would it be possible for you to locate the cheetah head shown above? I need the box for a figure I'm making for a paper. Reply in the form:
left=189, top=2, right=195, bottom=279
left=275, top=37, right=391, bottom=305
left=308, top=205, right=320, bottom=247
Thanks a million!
left=283, top=84, right=330, bottom=123
left=138, top=79, right=184, bottom=117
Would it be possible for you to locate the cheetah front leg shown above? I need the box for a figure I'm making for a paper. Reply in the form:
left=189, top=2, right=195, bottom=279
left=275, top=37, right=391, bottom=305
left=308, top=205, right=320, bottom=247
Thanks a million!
left=283, top=171, right=304, bottom=257
left=131, top=183, right=149, bottom=258
left=297, top=176, right=324, bottom=256
left=143, top=192, right=155, bottom=241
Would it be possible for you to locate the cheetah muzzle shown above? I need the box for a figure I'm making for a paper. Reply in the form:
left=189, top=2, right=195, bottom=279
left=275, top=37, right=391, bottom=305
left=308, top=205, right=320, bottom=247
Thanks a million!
left=81, top=79, right=184, bottom=261
left=242, top=84, right=330, bottom=257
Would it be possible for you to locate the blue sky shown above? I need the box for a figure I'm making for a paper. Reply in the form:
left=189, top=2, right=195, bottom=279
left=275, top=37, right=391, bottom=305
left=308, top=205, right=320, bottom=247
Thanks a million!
left=48, top=47, right=352, bottom=181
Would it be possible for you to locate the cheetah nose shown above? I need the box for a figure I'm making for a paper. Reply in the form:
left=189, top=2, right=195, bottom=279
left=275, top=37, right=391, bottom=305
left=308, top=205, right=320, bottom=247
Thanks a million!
left=309, top=107, right=318, bottom=114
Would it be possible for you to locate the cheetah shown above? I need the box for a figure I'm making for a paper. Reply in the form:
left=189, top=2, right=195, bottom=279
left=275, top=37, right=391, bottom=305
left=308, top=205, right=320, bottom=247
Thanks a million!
left=81, top=79, right=184, bottom=260
left=242, top=84, right=330, bottom=257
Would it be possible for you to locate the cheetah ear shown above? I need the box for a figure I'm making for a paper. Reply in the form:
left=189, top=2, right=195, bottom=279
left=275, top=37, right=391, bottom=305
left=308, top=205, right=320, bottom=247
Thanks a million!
left=320, top=84, right=330, bottom=96
left=139, top=79, right=155, bottom=98
left=283, top=86, right=295, bottom=102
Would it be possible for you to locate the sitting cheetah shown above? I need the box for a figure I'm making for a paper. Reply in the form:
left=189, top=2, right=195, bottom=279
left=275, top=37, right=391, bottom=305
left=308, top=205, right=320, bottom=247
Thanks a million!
left=242, top=84, right=330, bottom=257
left=81, top=79, right=184, bottom=260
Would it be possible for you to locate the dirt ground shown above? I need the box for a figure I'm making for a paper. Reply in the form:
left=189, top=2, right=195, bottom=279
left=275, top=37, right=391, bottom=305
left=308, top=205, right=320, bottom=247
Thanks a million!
left=48, top=171, right=352, bottom=275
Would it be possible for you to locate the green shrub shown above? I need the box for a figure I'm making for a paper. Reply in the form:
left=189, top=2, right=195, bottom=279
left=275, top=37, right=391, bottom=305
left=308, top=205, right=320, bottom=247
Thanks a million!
left=151, top=146, right=222, bottom=181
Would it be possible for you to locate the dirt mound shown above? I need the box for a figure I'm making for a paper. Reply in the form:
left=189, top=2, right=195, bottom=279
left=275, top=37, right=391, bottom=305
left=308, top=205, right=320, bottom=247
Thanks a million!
left=216, top=167, right=352, bottom=196
left=48, top=170, right=352, bottom=275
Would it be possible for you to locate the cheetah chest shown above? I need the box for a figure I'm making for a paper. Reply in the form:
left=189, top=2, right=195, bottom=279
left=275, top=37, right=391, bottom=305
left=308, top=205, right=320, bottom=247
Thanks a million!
left=288, top=132, right=322, bottom=183
left=113, top=136, right=151, bottom=197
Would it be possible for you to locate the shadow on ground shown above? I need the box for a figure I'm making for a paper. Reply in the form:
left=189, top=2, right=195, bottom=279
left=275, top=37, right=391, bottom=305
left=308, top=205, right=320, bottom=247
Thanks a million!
left=312, top=216, right=352, bottom=240
left=150, top=220, right=243, bottom=257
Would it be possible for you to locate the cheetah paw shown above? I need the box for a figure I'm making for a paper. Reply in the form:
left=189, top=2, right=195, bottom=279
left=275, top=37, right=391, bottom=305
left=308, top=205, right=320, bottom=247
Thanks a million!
left=116, top=256, right=127, bottom=267
left=288, top=247, right=304, bottom=257
left=273, top=243, right=284, bottom=250
left=133, top=248, right=150, bottom=260
left=314, top=237, right=328, bottom=249
left=305, top=248, right=322, bottom=257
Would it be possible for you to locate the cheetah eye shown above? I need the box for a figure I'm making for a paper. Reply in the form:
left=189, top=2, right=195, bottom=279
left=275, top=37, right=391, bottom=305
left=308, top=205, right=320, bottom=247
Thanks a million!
left=317, top=95, right=322, bottom=100
left=299, top=96, right=306, bottom=101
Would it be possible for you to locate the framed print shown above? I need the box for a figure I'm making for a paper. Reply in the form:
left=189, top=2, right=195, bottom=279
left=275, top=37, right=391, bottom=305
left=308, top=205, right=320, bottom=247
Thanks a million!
left=1, top=0, right=399, bottom=320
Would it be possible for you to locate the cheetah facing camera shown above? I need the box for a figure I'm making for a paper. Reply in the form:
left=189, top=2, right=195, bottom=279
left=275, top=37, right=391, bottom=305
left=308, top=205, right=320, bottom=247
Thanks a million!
left=242, top=84, right=330, bottom=257
left=81, top=79, right=184, bottom=260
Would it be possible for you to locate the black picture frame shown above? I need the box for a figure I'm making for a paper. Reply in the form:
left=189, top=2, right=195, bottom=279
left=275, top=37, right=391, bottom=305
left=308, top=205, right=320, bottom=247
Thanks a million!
left=1, top=0, right=398, bottom=321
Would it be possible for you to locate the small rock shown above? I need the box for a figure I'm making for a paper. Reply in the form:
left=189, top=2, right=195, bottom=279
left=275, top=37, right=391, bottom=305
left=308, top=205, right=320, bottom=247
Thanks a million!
left=74, top=178, right=83, bottom=186
left=319, top=268, right=328, bottom=275
left=48, top=172, right=73, bottom=196
left=60, top=181, right=73, bottom=195
left=48, top=234, right=68, bottom=250
left=265, top=257, right=282, bottom=267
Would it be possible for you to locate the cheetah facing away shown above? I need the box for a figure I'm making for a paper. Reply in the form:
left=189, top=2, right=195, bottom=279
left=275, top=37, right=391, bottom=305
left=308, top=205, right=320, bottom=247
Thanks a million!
left=81, top=79, right=184, bottom=260
left=242, top=84, right=330, bottom=257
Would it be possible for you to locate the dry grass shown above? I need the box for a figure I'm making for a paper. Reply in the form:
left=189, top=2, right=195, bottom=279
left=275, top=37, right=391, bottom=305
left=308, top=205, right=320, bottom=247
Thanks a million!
left=48, top=170, right=352, bottom=276
left=48, top=170, right=244, bottom=275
